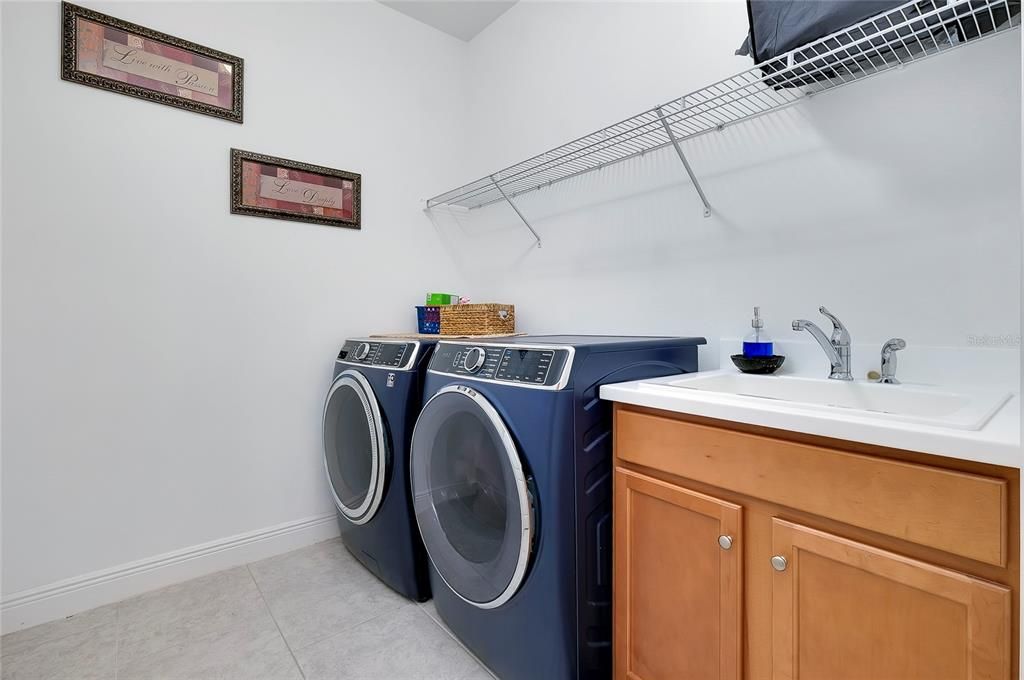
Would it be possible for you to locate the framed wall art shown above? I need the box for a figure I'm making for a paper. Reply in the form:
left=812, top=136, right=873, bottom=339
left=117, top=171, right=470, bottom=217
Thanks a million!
left=61, top=2, right=244, bottom=123
left=230, top=149, right=362, bottom=229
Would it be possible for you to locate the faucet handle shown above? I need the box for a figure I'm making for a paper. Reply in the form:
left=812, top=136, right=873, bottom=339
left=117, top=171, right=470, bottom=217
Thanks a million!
left=879, top=338, right=906, bottom=384
left=818, top=306, right=850, bottom=344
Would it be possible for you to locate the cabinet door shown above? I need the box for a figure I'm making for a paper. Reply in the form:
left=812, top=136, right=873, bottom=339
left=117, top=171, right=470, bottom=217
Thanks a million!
left=614, top=468, right=742, bottom=680
left=771, top=518, right=1011, bottom=680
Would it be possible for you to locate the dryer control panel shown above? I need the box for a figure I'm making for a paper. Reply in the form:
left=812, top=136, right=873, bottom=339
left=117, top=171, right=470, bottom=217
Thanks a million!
left=337, top=340, right=418, bottom=370
left=429, top=342, right=572, bottom=389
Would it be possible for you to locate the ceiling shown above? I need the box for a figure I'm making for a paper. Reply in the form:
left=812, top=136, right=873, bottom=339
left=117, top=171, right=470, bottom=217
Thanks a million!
left=380, top=1, right=518, bottom=42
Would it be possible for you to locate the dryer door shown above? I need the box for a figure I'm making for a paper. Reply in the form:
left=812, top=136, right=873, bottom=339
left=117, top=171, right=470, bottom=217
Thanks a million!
left=322, top=370, right=388, bottom=525
left=410, top=384, right=535, bottom=610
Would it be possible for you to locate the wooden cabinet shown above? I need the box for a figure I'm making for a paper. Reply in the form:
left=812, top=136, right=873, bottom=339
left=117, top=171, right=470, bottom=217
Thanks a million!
left=613, top=469, right=742, bottom=680
left=612, top=404, right=1019, bottom=680
left=771, top=518, right=1011, bottom=680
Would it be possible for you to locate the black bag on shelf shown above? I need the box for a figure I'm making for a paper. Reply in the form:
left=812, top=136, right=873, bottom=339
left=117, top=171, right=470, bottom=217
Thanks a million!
left=736, top=0, right=1020, bottom=89
left=736, top=1, right=905, bottom=63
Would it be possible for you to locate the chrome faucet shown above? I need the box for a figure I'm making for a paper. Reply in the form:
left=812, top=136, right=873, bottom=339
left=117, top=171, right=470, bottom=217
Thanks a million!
left=792, top=306, right=853, bottom=380
left=879, top=338, right=906, bottom=384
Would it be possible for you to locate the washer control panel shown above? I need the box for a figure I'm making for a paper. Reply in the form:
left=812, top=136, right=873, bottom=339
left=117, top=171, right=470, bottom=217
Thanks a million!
left=431, top=344, right=504, bottom=380
left=495, top=348, right=555, bottom=384
left=462, top=347, right=487, bottom=373
left=337, top=340, right=416, bottom=369
left=429, top=343, right=572, bottom=388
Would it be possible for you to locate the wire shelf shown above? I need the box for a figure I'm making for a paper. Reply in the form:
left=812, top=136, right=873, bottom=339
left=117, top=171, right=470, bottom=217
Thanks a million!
left=426, top=0, right=1019, bottom=213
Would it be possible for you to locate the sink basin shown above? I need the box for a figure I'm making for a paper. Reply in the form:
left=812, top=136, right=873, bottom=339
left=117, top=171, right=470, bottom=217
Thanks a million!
left=640, top=373, right=1011, bottom=431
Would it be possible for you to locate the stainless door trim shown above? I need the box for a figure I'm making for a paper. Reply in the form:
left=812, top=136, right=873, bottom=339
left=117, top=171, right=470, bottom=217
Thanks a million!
left=411, top=384, right=534, bottom=610
left=322, top=370, right=388, bottom=525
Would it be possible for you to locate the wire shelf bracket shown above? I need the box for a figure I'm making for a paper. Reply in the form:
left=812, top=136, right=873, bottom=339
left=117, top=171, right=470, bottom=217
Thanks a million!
left=490, top=174, right=542, bottom=248
left=656, top=104, right=712, bottom=218
left=424, top=0, right=1019, bottom=222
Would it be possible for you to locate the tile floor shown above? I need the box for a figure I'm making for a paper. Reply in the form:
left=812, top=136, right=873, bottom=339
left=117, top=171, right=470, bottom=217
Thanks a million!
left=0, top=538, right=496, bottom=680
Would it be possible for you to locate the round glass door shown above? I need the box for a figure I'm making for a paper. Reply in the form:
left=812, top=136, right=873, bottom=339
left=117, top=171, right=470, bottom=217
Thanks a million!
left=410, top=384, right=534, bottom=609
left=322, top=370, right=388, bottom=525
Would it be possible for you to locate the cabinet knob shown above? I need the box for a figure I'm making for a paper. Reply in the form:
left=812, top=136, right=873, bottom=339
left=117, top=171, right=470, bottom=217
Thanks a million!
left=718, top=535, right=733, bottom=550
left=771, top=555, right=788, bottom=572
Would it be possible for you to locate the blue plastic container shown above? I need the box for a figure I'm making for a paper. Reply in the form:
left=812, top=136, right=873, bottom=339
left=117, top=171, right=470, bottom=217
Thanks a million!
left=416, top=306, right=441, bottom=334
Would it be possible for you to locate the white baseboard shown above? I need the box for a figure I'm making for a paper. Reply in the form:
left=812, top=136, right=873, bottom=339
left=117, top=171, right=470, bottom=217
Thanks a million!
left=1, top=513, right=340, bottom=634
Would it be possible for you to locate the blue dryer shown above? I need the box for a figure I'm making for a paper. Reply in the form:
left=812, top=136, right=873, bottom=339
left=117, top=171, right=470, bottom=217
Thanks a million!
left=322, top=338, right=435, bottom=601
left=409, top=335, right=705, bottom=679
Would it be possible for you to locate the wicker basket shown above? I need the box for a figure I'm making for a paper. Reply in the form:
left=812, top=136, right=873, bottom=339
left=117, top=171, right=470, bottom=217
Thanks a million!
left=440, top=303, right=515, bottom=336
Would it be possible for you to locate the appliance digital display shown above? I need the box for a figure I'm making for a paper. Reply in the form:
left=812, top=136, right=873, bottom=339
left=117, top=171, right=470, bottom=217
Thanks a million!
left=374, top=344, right=407, bottom=366
left=497, top=349, right=553, bottom=383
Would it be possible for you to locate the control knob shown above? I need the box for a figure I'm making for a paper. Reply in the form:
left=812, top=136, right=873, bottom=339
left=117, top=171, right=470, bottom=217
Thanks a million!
left=462, top=347, right=486, bottom=373
left=354, top=342, right=372, bottom=360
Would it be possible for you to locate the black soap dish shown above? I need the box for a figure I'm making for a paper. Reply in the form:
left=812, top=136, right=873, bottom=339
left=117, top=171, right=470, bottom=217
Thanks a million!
left=731, top=354, right=785, bottom=375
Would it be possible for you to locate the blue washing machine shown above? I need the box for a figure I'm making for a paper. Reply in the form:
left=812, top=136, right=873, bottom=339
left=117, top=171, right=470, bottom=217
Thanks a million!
left=409, top=335, right=705, bottom=679
left=322, top=338, right=435, bottom=602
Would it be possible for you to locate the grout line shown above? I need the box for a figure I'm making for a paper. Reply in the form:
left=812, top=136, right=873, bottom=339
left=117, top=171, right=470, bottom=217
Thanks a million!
left=245, top=565, right=305, bottom=680
left=112, top=604, right=120, bottom=680
left=249, top=536, right=412, bottom=656
left=288, top=600, right=414, bottom=655
left=415, top=603, right=499, bottom=680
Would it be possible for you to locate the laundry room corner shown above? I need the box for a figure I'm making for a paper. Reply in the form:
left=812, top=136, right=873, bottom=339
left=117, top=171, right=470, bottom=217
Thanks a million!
left=1, top=0, right=1021, bottom=678
left=0, top=0, right=472, bottom=632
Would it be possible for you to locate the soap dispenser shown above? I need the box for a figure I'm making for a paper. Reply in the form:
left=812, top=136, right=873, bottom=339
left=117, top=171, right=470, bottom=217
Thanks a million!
left=743, top=306, right=773, bottom=357
left=732, top=307, right=784, bottom=374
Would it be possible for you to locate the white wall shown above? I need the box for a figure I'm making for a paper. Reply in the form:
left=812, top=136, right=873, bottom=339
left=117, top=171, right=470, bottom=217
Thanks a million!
left=434, top=1, right=1021, bottom=374
left=1, top=0, right=469, bottom=627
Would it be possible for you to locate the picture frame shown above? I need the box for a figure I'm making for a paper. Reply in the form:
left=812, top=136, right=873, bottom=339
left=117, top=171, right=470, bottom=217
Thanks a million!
left=230, top=149, right=362, bottom=229
left=61, top=2, right=244, bottom=123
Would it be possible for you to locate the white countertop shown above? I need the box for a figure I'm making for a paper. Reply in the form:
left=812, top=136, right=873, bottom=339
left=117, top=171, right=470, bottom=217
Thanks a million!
left=601, top=368, right=1022, bottom=469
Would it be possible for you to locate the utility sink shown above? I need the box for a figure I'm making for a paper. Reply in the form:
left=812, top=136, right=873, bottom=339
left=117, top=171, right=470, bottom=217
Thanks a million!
left=641, top=373, right=1011, bottom=431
